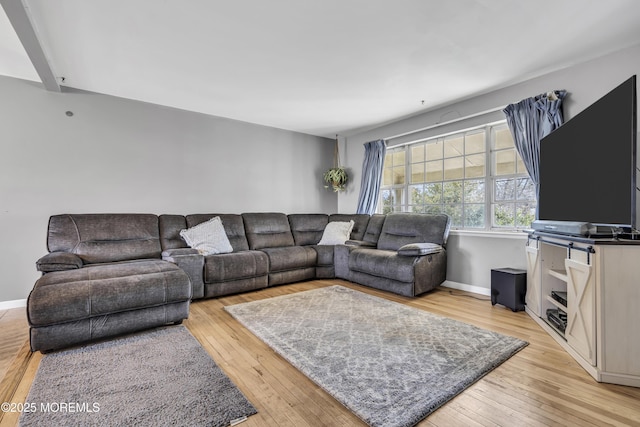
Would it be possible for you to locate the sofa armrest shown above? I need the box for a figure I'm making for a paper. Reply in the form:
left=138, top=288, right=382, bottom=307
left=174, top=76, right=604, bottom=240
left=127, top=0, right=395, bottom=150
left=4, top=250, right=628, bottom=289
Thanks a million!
left=334, top=244, right=356, bottom=279
left=413, top=249, right=447, bottom=295
left=345, top=240, right=376, bottom=248
left=397, top=243, right=443, bottom=256
left=36, top=252, right=83, bottom=273
left=162, top=250, right=205, bottom=299
left=162, top=248, right=200, bottom=257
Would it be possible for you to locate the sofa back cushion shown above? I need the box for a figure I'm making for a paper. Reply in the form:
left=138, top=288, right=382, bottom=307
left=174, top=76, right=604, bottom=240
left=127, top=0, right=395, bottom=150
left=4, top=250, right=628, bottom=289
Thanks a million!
left=159, top=214, right=188, bottom=250
left=328, top=214, right=370, bottom=241
left=362, top=214, right=386, bottom=244
left=186, top=214, right=250, bottom=252
left=243, top=213, right=295, bottom=250
left=376, top=213, right=451, bottom=251
left=47, top=214, right=161, bottom=264
left=288, top=214, right=328, bottom=245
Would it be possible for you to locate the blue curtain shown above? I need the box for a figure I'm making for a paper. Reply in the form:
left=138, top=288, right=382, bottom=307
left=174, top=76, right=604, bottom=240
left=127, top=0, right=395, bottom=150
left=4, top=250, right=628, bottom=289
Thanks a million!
left=503, top=90, right=567, bottom=218
left=356, top=139, right=387, bottom=215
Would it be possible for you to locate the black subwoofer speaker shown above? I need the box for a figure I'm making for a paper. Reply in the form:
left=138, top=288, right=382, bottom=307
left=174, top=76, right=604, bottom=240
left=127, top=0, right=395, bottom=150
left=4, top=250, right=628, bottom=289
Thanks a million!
left=491, top=268, right=527, bottom=312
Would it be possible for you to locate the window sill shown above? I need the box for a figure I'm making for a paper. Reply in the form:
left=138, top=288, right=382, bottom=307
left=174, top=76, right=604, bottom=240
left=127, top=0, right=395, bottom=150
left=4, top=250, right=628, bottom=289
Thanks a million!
left=449, top=229, right=529, bottom=239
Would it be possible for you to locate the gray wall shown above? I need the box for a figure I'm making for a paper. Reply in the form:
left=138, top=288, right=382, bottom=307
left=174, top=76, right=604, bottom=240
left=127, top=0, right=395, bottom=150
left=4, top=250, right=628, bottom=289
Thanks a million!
left=0, top=76, right=336, bottom=303
left=339, top=43, right=640, bottom=292
left=4, top=43, right=639, bottom=302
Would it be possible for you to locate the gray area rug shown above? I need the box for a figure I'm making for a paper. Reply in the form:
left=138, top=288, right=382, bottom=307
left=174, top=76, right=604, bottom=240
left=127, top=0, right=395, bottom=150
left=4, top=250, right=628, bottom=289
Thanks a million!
left=225, top=285, right=527, bottom=427
left=19, top=325, right=257, bottom=427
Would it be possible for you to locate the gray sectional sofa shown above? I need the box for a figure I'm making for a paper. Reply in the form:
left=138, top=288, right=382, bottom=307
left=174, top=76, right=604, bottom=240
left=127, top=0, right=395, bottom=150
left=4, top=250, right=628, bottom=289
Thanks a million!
left=27, top=211, right=450, bottom=352
left=159, top=212, right=372, bottom=298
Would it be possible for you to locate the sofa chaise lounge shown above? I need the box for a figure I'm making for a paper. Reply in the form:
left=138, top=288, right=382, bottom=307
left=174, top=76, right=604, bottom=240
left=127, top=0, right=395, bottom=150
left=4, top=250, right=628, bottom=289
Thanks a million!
left=28, top=214, right=192, bottom=352
left=27, top=212, right=450, bottom=352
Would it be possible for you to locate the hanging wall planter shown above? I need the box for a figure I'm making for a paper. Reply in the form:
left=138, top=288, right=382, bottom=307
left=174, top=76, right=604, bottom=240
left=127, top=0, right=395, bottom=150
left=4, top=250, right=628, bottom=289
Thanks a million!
left=323, top=167, right=348, bottom=192
left=323, top=136, right=348, bottom=192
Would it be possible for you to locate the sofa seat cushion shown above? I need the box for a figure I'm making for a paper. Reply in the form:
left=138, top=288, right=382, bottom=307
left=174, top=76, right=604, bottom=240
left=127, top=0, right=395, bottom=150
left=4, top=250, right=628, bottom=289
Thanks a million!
left=261, top=246, right=317, bottom=272
left=203, top=251, right=269, bottom=283
left=349, top=248, right=417, bottom=283
left=27, top=259, right=191, bottom=327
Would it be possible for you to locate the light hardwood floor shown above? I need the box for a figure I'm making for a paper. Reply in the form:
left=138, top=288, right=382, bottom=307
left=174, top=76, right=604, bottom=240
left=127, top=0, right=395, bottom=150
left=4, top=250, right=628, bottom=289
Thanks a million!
left=1, top=280, right=639, bottom=426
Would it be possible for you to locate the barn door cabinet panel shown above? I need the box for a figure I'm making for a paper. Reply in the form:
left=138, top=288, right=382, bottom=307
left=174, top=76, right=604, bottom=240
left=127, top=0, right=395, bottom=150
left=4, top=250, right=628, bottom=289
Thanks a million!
left=525, top=233, right=640, bottom=387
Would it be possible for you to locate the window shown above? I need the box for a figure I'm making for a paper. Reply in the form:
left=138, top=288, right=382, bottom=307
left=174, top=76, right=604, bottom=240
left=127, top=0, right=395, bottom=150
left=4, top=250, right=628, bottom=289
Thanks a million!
left=379, top=122, right=536, bottom=230
left=380, top=149, right=406, bottom=213
left=491, top=126, right=536, bottom=228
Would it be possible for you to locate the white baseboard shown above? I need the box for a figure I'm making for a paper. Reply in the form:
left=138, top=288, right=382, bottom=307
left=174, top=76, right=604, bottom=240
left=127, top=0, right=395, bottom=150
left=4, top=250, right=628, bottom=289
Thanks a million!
left=0, top=299, right=27, bottom=310
left=442, top=280, right=491, bottom=296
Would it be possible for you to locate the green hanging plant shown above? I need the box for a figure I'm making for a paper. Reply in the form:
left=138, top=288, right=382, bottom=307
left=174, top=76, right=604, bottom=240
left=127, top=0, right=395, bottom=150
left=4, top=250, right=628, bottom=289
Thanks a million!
left=323, top=136, right=349, bottom=192
left=323, top=167, right=349, bottom=192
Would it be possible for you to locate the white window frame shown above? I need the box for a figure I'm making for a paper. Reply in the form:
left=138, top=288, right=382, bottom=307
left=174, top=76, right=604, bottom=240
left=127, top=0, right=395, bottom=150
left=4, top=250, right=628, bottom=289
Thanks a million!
left=378, top=121, right=536, bottom=231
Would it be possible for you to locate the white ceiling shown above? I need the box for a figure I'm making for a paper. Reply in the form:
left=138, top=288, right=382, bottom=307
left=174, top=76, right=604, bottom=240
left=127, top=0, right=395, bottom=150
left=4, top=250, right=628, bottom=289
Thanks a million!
left=2, top=0, right=640, bottom=138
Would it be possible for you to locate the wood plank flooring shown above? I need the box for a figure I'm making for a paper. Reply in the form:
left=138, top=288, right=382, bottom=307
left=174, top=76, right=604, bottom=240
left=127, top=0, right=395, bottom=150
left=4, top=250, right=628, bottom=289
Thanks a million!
left=1, top=280, right=639, bottom=426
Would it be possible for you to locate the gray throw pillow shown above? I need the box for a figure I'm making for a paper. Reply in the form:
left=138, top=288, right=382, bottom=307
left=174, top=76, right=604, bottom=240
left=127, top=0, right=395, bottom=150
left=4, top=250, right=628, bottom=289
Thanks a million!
left=397, top=242, right=443, bottom=256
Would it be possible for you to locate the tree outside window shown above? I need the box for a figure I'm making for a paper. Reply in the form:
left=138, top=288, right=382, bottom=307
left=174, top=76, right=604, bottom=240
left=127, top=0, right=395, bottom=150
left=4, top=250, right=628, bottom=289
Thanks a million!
left=379, top=123, right=536, bottom=231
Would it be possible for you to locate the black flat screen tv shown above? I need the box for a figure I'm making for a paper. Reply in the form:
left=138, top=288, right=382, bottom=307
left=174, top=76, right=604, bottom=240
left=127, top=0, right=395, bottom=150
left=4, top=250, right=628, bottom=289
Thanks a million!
left=538, top=75, right=638, bottom=232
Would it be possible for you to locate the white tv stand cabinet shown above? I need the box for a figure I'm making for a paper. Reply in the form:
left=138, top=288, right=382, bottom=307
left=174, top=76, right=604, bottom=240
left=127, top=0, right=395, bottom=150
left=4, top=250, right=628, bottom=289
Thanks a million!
left=525, top=232, right=640, bottom=387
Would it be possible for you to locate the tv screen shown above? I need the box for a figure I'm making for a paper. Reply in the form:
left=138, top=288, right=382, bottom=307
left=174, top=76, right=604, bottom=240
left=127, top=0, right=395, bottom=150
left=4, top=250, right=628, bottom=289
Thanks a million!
left=538, top=75, right=638, bottom=231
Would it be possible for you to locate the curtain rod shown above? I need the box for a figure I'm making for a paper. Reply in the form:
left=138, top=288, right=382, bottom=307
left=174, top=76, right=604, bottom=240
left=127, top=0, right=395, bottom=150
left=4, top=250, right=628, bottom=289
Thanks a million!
left=384, top=104, right=508, bottom=141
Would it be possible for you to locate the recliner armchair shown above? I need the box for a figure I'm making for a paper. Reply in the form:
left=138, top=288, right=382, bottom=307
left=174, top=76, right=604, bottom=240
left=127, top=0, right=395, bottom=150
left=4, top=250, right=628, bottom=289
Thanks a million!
left=336, top=213, right=450, bottom=297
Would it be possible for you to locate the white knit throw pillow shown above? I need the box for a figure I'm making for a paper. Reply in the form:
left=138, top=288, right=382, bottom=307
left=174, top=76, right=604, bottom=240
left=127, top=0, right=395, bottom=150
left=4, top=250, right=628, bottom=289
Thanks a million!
left=317, top=220, right=355, bottom=245
left=179, top=216, right=233, bottom=255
